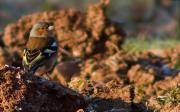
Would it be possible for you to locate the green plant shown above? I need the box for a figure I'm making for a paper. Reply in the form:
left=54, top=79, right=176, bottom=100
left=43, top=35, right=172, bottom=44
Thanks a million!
left=174, top=59, right=180, bottom=69
left=157, top=87, right=180, bottom=105
left=123, top=37, right=180, bottom=53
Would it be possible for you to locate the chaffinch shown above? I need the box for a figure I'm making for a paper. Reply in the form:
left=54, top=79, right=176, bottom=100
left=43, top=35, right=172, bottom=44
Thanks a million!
left=22, top=21, right=58, bottom=75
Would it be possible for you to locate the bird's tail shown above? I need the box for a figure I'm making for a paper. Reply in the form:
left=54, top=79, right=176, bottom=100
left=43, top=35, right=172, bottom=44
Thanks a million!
left=23, top=66, right=35, bottom=75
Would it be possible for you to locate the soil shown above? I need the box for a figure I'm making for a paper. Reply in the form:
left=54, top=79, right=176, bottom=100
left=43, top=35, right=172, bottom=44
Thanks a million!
left=0, top=0, right=179, bottom=112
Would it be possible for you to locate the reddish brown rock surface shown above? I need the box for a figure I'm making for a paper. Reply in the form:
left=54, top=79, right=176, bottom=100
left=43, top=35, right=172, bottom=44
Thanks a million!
left=0, top=65, right=85, bottom=112
left=0, top=0, right=179, bottom=112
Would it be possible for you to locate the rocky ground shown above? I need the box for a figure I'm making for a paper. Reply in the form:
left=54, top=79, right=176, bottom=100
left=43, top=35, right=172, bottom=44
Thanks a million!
left=0, top=0, right=179, bottom=112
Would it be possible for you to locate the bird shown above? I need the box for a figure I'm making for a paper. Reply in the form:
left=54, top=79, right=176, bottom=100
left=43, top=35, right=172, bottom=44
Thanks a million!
left=22, top=21, right=58, bottom=76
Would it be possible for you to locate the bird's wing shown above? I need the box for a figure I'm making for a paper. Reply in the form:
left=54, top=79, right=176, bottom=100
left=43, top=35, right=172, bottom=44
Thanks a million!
left=23, top=37, right=58, bottom=72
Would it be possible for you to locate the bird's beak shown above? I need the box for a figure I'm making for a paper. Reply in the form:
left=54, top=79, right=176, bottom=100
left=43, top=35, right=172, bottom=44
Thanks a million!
left=48, top=26, right=54, bottom=31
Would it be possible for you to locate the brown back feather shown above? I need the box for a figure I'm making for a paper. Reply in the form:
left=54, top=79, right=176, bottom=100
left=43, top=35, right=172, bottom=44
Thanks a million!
left=26, top=37, right=50, bottom=50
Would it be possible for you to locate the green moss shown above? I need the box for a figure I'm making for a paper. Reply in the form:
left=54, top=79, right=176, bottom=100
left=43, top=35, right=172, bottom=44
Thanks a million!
left=77, top=79, right=83, bottom=85
left=174, top=59, right=180, bottom=69
left=41, top=1, right=55, bottom=11
left=157, top=87, right=180, bottom=105
left=123, top=37, right=180, bottom=53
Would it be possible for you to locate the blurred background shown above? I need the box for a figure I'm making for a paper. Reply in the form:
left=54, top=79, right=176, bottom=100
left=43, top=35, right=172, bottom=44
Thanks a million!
left=0, top=0, right=179, bottom=39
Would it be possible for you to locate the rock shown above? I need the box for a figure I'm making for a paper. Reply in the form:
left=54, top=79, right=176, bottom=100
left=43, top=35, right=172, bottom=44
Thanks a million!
left=0, top=1, right=179, bottom=111
left=153, top=73, right=180, bottom=95
left=56, top=61, right=81, bottom=82
left=0, top=65, right=86, bottom=112
left=127, top=64, right=155, bottom=86
left=0, top=48, right=12, bottom=65
left=85, top=81, right=133, bottom=112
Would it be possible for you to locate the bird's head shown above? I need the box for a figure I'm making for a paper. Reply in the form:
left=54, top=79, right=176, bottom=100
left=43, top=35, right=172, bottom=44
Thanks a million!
left=30, top=21, right=54, bottom=38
